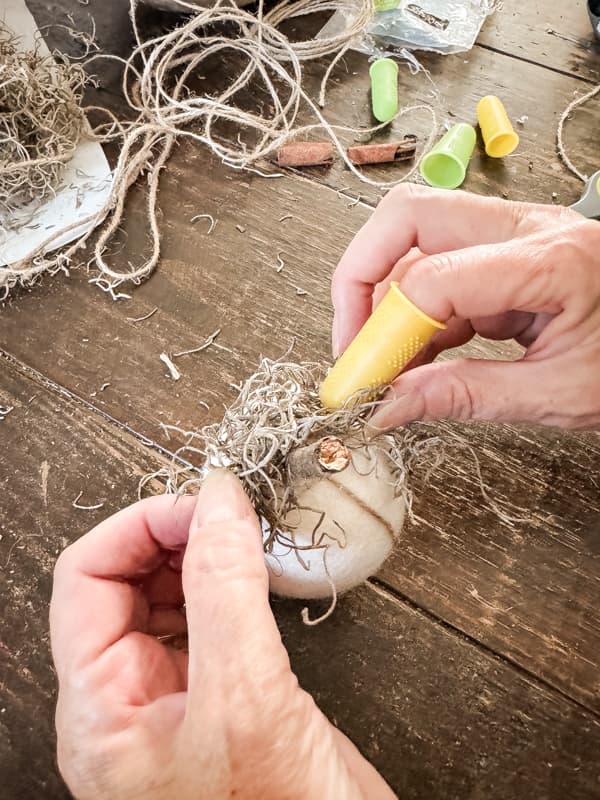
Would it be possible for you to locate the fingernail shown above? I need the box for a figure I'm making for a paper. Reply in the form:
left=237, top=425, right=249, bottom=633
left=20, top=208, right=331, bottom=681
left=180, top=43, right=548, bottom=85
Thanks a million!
left=364, top=400, right=395, bottom=440
left=364, top=420, right=391, bottom=441
left=367, top=393, right=420, bottom=437
left=195, top=469, right=250, bottom=525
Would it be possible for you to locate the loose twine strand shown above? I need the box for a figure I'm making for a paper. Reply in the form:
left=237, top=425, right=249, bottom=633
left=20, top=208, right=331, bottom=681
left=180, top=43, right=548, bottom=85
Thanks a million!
left=1, top=0, right=438, bottom=297
left=556, top=82, right=600, bottom=183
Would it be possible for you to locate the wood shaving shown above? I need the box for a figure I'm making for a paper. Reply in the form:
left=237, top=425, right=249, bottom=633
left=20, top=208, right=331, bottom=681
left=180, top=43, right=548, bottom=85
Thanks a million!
left=191, top=213, right=217, bottom=234
left=127, top=307, right=158, bottom=323
left=72, top=491, right=104, bottom=510
left=3, top=536, right=22, bottom=569
left=172, top=329, right=221, bottom=358
left=0, top=405, right=14, bottom=420
left=160, top=352, right=181, bottom=380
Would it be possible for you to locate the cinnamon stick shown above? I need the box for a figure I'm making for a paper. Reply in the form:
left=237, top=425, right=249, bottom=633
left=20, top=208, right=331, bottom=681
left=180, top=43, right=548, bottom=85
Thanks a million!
left=277, top=142, right=334, bottom=167
left=347, top=135, right=417, bottom=166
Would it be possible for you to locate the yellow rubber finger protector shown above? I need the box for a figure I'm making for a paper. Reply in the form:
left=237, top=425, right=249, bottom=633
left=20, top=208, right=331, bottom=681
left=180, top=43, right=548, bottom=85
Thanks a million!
left=320, top=283, right=446, bottom=410
left=476, top=95, right=519, bottom=158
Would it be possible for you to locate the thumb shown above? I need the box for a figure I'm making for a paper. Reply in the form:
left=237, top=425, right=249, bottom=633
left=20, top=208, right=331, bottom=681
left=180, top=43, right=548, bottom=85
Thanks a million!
left=368, top=358, right=549, bottom=429
left=182, top=470, right=286, bottom=715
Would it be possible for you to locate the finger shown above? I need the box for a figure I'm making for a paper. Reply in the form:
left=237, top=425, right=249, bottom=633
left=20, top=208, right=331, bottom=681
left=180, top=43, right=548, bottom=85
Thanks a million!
left=404, top=317, right=474, bottom=370
left=371, top=251, right=472, bottom=370
left=371, top=247, right=425, bottom=310
left=368, top=357, right=551, bottom=428
left=50, top=494, right=197, bottom=679
left=141, top=563, right=185, bottom=608
left=182, top=470, right=287, bottom=720
left=331, top=728, right=397, bottom=799
left=417, top=312, right=544, bottom=366
left=332, top=186, right=531, bottom=354
left=400, top=223, right=593, bottom=326
left=471, top=310, right=535, bottom=342
left=147, top=607, right=187, bottom=637
left=511, top=312, right=554, bottom=348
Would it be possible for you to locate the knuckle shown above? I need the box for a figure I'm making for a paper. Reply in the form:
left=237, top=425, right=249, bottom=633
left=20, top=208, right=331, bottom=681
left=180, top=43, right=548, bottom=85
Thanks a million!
left=442, top=368, right=476, bottom=421
left=184, top=521, right=264, bottom=583
left=530, top=220, right=600, bottom=297
left=385, top=181, right=426, bottom=208
left=555, top=204, right=585, bottom=226
left=420, top=251, right=457, bottom=281
left=526, top=245, right=558, bottom=286
left=505, top=199, right=536, bottom=232
left=578, top=219, right=600, bottom=268
left=421, top=362, right=476, bottom=421
left=511, top=200, right=567, bottom=232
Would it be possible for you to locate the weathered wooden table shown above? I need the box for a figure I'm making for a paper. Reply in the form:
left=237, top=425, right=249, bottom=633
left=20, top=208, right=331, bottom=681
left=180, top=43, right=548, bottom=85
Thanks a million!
left=1, top=1, right=599, bottom=797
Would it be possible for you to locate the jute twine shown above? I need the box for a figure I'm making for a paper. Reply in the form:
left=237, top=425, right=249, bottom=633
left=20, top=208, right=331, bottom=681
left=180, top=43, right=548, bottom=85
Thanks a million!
left=1, top=0, right=438, bottom=296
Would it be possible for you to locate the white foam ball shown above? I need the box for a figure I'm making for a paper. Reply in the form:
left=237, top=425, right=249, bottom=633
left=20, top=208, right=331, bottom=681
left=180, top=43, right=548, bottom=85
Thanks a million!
left=266, top=439, right=405, bottom=599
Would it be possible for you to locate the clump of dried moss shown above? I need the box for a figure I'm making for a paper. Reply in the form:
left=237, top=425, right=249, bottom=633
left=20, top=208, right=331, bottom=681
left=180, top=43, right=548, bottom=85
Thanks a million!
left=0, top=29, right=86, bottom=221
left=141, top=355, right=453, bottom=549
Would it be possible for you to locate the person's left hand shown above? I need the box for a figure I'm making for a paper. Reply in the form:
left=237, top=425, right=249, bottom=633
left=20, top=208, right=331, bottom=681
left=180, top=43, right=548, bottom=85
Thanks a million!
left=50, top=470, right=395, bottom=800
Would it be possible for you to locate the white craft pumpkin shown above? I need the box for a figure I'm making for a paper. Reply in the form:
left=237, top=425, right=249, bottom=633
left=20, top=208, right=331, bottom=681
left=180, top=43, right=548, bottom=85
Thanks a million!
left=266, top=437, right=406, bottom=599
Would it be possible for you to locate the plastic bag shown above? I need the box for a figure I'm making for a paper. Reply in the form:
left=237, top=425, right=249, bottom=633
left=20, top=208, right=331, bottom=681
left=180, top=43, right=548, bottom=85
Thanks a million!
left=321, top=0, right=498, bottom=56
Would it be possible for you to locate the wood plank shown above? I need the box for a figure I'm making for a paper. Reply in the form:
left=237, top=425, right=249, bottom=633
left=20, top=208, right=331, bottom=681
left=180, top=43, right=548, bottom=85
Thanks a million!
left=0, top=368, right=165, bottom=799
left=290, top=45, right=597, bottom=207
left=378, top=420, right=600, bottom=711
left=23, top=0, right=136, bottom=100
left=2, top=134, right=600, bottom=714
left=7, top=0, right=600, bottom=727
left=27, top=0, right=600, bottom=87
left=27, top=0, right=599, bottom=210
left=2, top=362, right=600, bottom=799
left=277, top=584, right=600, bottom=800
left=478, top=0, right=600, bottom=82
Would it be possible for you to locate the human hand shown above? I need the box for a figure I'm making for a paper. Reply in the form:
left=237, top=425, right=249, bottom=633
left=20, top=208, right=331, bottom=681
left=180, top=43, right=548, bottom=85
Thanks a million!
left=50, top=470, right=396, bottom=800
left=331, top=185, right=600, bottom=430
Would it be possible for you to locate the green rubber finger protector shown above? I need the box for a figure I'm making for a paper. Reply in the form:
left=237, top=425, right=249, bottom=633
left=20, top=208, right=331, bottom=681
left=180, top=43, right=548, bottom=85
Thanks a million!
left=370, top=58, right=399, bottom=123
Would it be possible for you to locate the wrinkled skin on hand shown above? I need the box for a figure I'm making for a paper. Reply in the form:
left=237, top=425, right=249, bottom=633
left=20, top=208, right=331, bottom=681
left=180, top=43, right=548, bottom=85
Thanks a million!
left=331, top=186, right=600, bottom=430
left=50, top=470, right=396, bottom=800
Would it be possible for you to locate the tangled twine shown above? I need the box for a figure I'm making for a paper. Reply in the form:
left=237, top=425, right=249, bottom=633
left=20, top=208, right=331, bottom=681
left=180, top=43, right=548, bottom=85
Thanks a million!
left=0, top=29, right=86, bottom=224
left=1, top=0, right=438, bottom=296
left=557, top=82, right=600, bottom=183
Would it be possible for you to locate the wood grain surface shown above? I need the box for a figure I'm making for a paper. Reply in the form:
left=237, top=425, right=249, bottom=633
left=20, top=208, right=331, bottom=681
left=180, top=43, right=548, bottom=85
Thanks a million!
left=2, top=364, right=600, bottom=800
left=1, top=0, right=600, bottom=797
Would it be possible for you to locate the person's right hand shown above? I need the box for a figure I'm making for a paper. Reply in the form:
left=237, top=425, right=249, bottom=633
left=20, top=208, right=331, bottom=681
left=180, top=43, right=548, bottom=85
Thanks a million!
left=331, top=186, right=600, bottom=430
